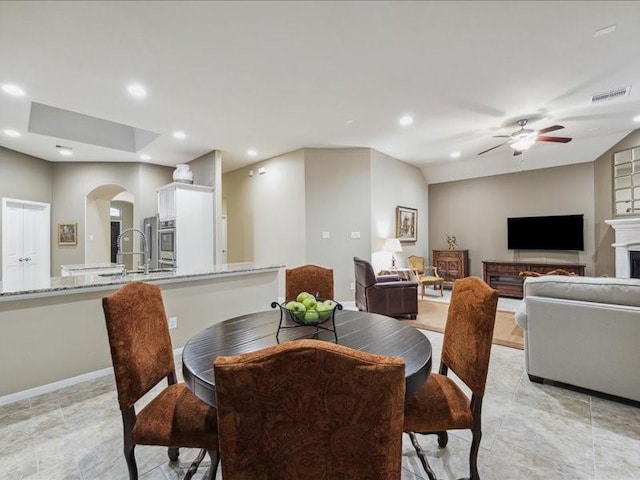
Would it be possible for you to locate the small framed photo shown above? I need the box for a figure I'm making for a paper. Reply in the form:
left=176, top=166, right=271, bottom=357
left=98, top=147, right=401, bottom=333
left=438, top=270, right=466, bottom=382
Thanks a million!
left=396, top=206, right=417, bottom=243
left=58, top=223, right=77, bottom=246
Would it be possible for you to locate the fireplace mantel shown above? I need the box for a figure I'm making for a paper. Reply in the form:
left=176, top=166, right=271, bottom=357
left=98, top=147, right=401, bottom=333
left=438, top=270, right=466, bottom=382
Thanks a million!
left=605, top=218, right=640, bottom=278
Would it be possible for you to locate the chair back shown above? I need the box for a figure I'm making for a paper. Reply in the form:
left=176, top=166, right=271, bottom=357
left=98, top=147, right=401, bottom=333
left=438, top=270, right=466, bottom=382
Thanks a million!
left=441, top=277, right=498, bottom=396
left=353, top=256, right=376, bottom=287
left=102, top=282, right=175, bottom=410
left=407, top=255, right=425, bottom=275
left=285, top=264, right=334, bottom=301
left=214, top=339, right=405, bottom=480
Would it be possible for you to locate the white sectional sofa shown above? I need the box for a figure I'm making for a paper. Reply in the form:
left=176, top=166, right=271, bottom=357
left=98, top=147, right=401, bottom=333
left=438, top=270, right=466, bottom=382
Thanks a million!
left=515, top=275, right=640, bottom=403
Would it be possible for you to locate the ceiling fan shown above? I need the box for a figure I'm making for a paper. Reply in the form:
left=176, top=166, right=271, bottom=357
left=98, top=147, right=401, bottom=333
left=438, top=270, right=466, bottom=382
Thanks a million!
left=477, top=119, right=572, bottom=156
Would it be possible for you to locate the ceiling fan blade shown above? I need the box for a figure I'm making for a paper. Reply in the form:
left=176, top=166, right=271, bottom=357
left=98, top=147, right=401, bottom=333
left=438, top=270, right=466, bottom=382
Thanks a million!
left=477, top=142, right=507, bottom=155
left=537, top=125, right=564, bottom=134
left=537, top=135, right=572, bottom=143
left=513, top=150, right=523, bottom=157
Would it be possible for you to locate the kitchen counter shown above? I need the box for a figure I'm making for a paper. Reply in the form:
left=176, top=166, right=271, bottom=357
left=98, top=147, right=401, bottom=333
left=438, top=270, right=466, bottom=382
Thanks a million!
left=0, top=262, right=282, bottom=301
left=0, top=262, right=283, bottom=401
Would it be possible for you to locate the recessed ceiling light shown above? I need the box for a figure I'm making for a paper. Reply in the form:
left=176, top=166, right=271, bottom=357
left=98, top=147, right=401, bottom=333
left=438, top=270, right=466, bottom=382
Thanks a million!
left=450, top=151, right=461, bottom=158
left=633, top=115, right=640, bottom=123
left=127, top=83, right=147, bottom=98
left=173, top=131, right=186, bottom=140
left=346, top=119, right=355, bottom=125
left=399, top=115, right=413, bottom=126
left=140, top=154, right=151, bottom=160
left=3, top=129, right=20, bottom=137
left=248, top=149, right=257, bottom=157
left=1, top=84, right=25, bottom=97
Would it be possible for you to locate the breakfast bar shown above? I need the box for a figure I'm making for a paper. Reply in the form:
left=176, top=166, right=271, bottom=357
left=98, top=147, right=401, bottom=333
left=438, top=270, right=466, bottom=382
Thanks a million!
left=0, top=263, right=282, bottom=401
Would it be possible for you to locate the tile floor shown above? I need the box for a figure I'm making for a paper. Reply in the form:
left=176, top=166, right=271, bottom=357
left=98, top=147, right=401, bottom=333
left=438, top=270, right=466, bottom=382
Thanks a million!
left=1, top=329, right=639, bottom=479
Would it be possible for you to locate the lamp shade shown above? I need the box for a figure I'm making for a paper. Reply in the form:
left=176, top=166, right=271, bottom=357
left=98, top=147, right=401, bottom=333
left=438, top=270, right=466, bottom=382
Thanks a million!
left=384, top=238, right=402, bottom=253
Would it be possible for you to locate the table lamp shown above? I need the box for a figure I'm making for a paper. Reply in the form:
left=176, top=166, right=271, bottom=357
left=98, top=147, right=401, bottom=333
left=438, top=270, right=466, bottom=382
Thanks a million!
left=384, top=238, right=403, bottom=268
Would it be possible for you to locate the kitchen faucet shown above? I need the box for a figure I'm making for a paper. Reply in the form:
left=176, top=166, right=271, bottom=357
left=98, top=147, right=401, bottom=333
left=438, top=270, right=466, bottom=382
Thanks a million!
left=116, top=228, right=149, bottom=275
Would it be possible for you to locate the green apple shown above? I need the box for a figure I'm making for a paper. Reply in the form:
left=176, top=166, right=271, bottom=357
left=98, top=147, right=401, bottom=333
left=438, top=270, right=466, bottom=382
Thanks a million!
left=322, top=300, right=337, bottom=309
left=285, top=301, right=306, bottom=313
left=296, top=291, right=314, bottom=303
left=302, top=297, right=317, bottom=311
left=303, top=310, right=319, bottom=324
left=315, top=302, right=333, bottom=321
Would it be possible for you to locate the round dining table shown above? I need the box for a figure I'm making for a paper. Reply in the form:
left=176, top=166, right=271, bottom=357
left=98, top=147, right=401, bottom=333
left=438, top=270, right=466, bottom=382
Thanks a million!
left=182, top=308, right=432, bottom=406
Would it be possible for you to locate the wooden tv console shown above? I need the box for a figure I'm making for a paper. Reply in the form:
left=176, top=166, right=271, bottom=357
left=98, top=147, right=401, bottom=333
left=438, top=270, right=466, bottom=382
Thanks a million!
left=482, top=260, right=585, bottom=299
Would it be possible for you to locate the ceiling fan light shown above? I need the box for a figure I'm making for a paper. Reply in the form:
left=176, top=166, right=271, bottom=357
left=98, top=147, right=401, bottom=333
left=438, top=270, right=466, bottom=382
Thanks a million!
left=510, top=137, right=535, bottom=151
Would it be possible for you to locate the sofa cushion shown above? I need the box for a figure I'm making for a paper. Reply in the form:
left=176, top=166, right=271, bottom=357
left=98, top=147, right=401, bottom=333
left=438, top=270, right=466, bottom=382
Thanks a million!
left=523, top=275, right=640, bottom=307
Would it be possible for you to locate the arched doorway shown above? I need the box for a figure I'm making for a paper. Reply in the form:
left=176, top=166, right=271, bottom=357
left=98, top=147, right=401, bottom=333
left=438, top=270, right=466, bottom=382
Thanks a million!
left=85, top=185, right=135, bottom=270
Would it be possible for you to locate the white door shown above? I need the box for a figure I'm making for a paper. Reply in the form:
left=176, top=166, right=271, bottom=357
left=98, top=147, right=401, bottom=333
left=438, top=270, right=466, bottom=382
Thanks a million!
left=2, top=198, right=50, bottom=287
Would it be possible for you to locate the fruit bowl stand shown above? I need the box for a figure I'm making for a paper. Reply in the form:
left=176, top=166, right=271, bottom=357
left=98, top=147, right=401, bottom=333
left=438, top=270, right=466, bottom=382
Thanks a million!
left=271, top=300, right=343, bottom=342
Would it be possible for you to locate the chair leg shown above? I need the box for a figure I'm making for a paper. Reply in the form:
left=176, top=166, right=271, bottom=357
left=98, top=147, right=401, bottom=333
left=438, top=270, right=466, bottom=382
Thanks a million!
left=124, top=444, right=138, bottom=480
left=437, top=431, right=448, bottom=448
left=469, top=429, right=482, bottom=480
left=168, top=447, right=179, bottom=462
left=408, top=432, right=438, bottom=480
left=439, top=284, right=443, bottom=296
left=206, top=450, right=219, bottom=480
left=184, top=449, right=207, bottom=480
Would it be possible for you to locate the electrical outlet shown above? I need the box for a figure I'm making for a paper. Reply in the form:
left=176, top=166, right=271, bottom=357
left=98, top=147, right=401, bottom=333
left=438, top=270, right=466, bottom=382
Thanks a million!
left=350, top=231, right=361, bottom=239
left=350, top=282, right=355, bottom=290
left=168, top=316, right=177, bottom=329
left=321, top=231, right=330, bottom=239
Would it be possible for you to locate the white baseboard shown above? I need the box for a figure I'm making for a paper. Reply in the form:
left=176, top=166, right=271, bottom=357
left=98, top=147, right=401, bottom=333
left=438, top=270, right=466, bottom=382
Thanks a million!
left=0, top=346, right=184, bottom=407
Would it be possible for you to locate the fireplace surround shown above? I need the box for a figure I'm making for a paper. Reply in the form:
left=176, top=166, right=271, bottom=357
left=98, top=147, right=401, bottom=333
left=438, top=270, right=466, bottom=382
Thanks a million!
left=605, top=218, right=640, bottom=278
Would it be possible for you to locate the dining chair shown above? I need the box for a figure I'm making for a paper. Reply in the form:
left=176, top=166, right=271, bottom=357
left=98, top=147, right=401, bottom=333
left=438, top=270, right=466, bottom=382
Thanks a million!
left=404, top=276, right=498, bottom=480
left=102, top=282, right=219, bottom=480
left=285, top=264, right=334, bottom=301
left=407, top=255, right=444, bottom=298
left=214, top=339, right=406, bottom=480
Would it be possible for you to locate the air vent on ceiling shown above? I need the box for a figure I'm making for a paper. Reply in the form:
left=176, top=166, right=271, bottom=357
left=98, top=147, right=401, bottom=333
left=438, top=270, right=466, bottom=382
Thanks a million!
left=590, top=85, right=631, bottom=104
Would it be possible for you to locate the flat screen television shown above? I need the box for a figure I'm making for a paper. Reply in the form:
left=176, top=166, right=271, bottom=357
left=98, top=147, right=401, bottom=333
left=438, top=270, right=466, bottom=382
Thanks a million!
left=507, top=214, right=584, bottom=251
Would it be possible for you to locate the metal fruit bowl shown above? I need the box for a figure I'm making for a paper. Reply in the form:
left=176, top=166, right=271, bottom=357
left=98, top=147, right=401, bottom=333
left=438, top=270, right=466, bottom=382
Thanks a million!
left=272, top=299, right=342, bottom=326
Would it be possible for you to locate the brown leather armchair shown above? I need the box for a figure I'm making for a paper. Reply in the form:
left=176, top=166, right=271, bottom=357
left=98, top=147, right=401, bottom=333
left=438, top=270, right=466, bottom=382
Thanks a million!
left=353, top=256, right=419, bottom=319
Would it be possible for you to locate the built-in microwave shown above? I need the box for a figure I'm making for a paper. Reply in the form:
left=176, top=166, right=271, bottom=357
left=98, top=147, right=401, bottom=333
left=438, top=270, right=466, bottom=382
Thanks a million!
left=158, top=220, right=176, bottom=266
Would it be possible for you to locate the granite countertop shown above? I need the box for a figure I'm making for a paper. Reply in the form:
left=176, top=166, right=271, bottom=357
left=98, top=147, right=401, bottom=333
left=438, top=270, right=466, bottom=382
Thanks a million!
left=60, top=263, right=124, bottom=271
left=0, top=262, right=283, bottom=301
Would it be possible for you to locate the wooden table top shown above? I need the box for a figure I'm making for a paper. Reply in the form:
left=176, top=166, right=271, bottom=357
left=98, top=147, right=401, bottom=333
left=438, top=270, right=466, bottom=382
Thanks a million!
left=182, top=309, right=432, bottom=406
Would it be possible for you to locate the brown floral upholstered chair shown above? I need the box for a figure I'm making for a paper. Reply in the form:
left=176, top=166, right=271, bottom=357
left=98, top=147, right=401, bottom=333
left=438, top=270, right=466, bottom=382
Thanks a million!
left=102, top=282, right=219, bottom=480
left=285, top=264, right=334, bottom=301
left=214, top=339, right=406, bottom=480
left=404, top=277, right=498, bottom=480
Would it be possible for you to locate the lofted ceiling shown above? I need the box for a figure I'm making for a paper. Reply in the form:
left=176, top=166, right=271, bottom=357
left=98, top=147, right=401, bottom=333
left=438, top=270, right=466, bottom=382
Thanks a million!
left=1, top=1, right=640, bottom=183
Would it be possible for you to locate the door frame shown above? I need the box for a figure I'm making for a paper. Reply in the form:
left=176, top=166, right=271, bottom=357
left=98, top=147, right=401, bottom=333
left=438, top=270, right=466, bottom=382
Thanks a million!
left=2, top=197, right=51, bottom=282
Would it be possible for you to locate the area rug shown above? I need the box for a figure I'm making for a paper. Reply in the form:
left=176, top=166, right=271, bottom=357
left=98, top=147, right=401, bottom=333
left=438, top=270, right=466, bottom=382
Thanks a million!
left=406, top=300, right=524, bottom=350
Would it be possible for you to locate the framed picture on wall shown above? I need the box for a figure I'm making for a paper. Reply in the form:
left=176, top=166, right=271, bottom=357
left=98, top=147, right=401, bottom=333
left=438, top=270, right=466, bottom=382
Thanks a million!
left=396, top=206, right=417, bottom=242
left=58, top=223, right=77, bottom=246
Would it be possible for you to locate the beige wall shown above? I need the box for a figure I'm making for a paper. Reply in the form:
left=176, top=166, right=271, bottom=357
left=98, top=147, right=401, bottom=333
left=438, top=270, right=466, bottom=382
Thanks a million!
left=429, top=163, right=596, bottom=277
left=593, top=129, right=640, bottom=276
left=51, top=162, right=172, bottom=273
left=305, top=148, right=372, bottom=299
left=223, top=149, right=306, bottom=268
left=0, top=147, right=53, bottom=277
left=370, top=150, right=429, bottom=272
left=223, top=147, right=430, bottom=301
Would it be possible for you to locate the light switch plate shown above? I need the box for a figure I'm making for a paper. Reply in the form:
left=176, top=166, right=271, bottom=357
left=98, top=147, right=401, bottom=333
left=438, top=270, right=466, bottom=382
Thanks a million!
left=350, top=231, right=361, bottom=239
left=321, top=231, right=330, bottom=239
left=168, top=316, right=177, bottom=329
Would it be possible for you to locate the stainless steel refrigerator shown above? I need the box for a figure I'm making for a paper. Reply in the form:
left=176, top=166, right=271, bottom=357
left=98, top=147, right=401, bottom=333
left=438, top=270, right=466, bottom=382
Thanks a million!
left=142, top=215, right=159, bottom=269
